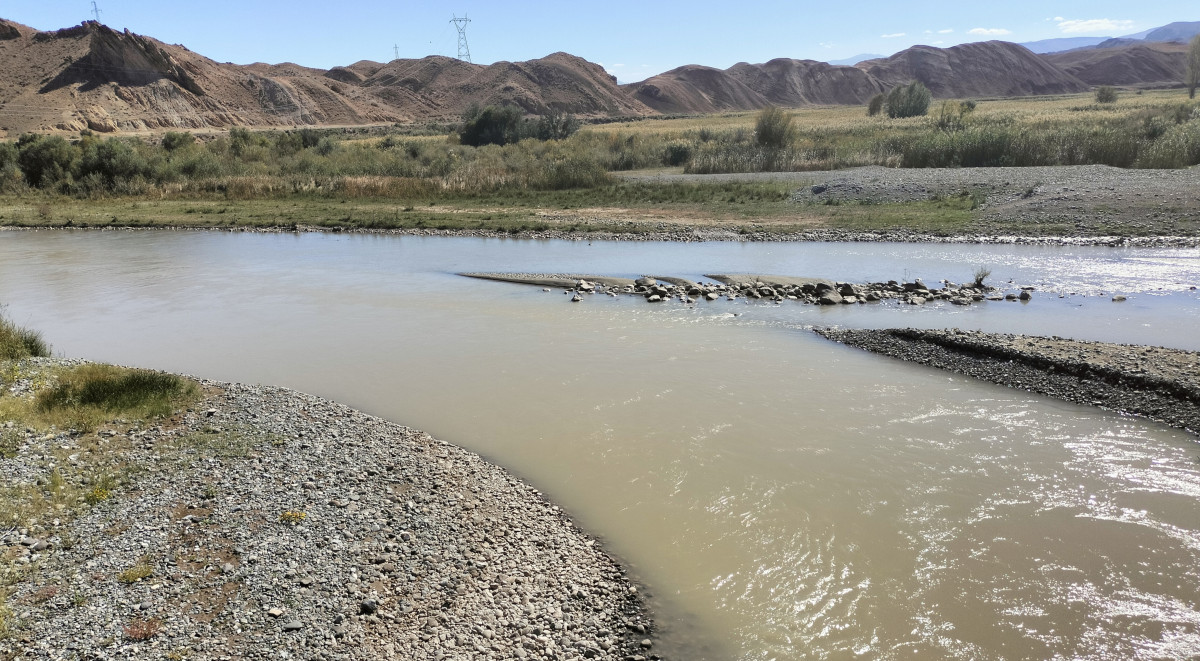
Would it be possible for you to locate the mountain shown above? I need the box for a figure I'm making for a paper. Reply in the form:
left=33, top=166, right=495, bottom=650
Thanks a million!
left=0, top=19, right=649, bottom=135
left=1141, top=21, right=1200, bottom=43
left=625, top=65, right=766, bottom=114
left=1018, top=37, right=1109, bottom=54
left=1041, top=42, right=1190, bottom=86
left=856, top=41, right=1088, bottom=98
left=826, top=53, right=884, bottom=66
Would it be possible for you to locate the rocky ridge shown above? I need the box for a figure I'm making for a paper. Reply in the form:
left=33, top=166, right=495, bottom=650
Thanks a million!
left=461, top=272, right=1017, bottom=307
left=0, top=359, right=655, bottom=661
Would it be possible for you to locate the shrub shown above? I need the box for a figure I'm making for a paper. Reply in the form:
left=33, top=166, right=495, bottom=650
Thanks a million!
left=0, top=308, right=49, bottom=359
left=1095, top=86, right=1118, bottom=104
left=755, top=106, right=797, bottom=149
left=160, top=132, right=194, bottom=151
left=867, top=94, right=885, bottom=117
left=886, top=82, right=932, bottom=119
left=934, top=100, right=974, bottom=132
left=459, top=104, right=524, bottom=147
left=1187, top=34, right=1200, bottom=99
left=972, top=266, right=992, bottom=287
left=123, top=617, right=161, bottom=641
left=533, top=110, right=581, bottom=141
left=16, top=134, right=77, bottom=188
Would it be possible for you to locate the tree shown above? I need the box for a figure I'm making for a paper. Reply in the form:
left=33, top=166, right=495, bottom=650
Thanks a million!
left=755, top=106, right=797, bottom=149
left=867, top=94, right=885, bottom=117
left=534, top=110, right=581, bottom=141
left=16, top=134, right=77, bottom=188
left=1187, top=34, right=1200, bottom=100
left=885, top=81, right=931, bottom=119
left=459, top=104, right=524, bottom=147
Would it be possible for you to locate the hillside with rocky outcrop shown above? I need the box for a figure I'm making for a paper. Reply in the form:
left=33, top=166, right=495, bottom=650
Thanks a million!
left=0, top=19, right=650, bottom=136
left=0, top=17, right=1194, bottom=136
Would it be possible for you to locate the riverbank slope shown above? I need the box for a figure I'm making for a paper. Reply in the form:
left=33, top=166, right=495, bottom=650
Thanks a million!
left=0, top=359, right=654, bottom=660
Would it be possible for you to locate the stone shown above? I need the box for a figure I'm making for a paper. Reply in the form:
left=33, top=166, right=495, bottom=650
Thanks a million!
left=268, top=608, right=285, bottom=618
left=1112, top=295, right=1127, bottom=302
left=282, top=621, right=304, bottom=632
left=359, top=599, right=379, bottom=615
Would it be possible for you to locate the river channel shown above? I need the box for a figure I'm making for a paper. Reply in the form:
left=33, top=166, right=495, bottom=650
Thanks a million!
left=2, top=230, right=1200, bottom=660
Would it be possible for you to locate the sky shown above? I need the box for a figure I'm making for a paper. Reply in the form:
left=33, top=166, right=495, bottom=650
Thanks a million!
left=4, top=1, right=1196, bottom=82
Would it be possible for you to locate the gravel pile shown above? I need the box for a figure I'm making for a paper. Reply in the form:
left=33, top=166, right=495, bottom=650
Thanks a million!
left=815, top=328, right=1200, bottom=436
left=1, top=360, right=655, bottom=661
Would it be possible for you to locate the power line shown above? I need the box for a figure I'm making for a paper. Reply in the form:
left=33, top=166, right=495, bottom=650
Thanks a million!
left=449, top=14, right=471, bottom=63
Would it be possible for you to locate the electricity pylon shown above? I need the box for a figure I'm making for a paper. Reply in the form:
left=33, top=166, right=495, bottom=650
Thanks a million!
left=450, top=14, right=471, bottom=63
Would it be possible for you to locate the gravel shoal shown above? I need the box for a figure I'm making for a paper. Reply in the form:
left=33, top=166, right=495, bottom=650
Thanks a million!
left=815, top=328, right=1200, bottom=437
left=1, top=360, right=655, bottom=661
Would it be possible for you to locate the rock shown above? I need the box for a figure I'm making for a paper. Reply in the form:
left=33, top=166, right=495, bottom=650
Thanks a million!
left=359, top=599, right=379, bottom=615
left=1019, top=290, right=1032, bottom=301
left=817, top=292, right=843, bottom=306
left=1112, top=295, right=1127, bottom=302
left=268, top=608, right=285, bottom=618
left=282, top=621, right=304, bottom=632
left=571, top=293, right=583, bottom=302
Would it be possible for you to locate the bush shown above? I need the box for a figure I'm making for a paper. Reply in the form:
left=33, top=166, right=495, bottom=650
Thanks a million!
left=160, top=132, right=194, bottom=151
left=886, top=81, right=932, bottom=119
left=867, top=94, right=885, bottom=117
left=533, top=110, right=581, bottom=141
left=755, top=106, right=797, bottom=149
left=17, top=134, right=77, bottom=188
left=1095, top=86, right=1118, bottom=104
left=459, top=104, right=524, bottom=147
left=0, top=308, right=49, bottom=359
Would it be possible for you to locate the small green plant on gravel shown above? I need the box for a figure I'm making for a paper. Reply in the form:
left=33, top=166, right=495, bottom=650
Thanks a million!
left=84, top=486, right=111, bottom=505
left=118, top=559, right=153, bottom=584
left=278, top=510, right=307, bottom=525
left=973, top=266, right=992, bottom=287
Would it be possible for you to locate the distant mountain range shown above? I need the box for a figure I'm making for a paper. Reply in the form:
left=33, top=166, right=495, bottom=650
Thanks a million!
left=0, top=17, right=1196, bottom=137
left=1018, top=20, right=1200, bottom=54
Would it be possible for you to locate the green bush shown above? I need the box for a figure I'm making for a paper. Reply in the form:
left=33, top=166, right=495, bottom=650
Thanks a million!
left=17, top=134, right=77, bottom=188
left=1095, top=86, right=1118, bottom=104
left=533, top=111, right=581, bottom=141
left=160, top=132, right=194, bottom=151
left=886, top=81, right=932, bottom=119
left=867, top=94, right=885, bottom=117
left=459, top=104, right=524, bottom=147
left=755, top=106, right=797, bottom=149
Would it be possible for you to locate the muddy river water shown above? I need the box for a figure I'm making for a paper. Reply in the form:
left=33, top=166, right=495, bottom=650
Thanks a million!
left=3, top=231, right=1200, bottom=660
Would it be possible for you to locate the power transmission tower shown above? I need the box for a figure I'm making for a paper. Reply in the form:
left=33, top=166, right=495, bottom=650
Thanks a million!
left=393, top=44, right=400, bottom=60
left=449, top=14, right=471, bottom=63
left=90, top=1, right=102, bottom=22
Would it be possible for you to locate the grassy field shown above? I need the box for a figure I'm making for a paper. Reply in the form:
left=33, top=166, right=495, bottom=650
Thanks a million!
left=0, top=90, right=1197, bottom=235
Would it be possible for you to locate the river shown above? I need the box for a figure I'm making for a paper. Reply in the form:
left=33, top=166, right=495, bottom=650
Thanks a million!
left=2, top=230, right=1200, bottom=660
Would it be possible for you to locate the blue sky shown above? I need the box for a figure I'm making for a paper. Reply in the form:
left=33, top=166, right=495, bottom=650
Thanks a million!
left=4, top=1, right=1195, bottom=82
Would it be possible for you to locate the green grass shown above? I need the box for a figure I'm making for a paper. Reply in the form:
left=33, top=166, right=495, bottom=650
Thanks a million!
left=0, top=309, right=50, bottom=360
left=35, top=364, right=198, bottom=430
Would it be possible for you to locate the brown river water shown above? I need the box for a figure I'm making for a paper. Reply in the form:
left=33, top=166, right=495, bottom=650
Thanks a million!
left=3, top=230, right=1200, bottom=660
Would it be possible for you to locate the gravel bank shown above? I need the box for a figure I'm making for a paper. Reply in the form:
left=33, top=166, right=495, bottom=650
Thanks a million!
left=1, top=360, right=655, bottom=661
left=815, top=328, right=1200, bottom=436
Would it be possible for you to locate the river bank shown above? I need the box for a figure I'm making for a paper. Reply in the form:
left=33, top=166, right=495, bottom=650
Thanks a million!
left=3, top=165, right=1200, bottom=246
left=815, top=328, right=1200, bottom=437
left=0, top=359, right=655, bottom=661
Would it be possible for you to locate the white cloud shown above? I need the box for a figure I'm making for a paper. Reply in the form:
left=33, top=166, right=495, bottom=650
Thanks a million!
left=881, top=32, right=907, bottom=38
left=1048, top=16, right=1065, bottom=22
left=1056, top=18, right=1134, bottom=34
left=968, top=27, right=1012, bottom=36
left=819, top=41, right=835, bottom=49
left=938, top=29, right=953, bottom=34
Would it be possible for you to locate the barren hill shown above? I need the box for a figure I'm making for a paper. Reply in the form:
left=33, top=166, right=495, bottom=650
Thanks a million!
left=1042, top=42, right=1190, bottom=86
left=0, top=19, right=650, bottom=136
left=856, top=41, right=1089, bottom=98
left=624, top=65, right=766, bottom=114
left=726, top=59, right=884, bottom=106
